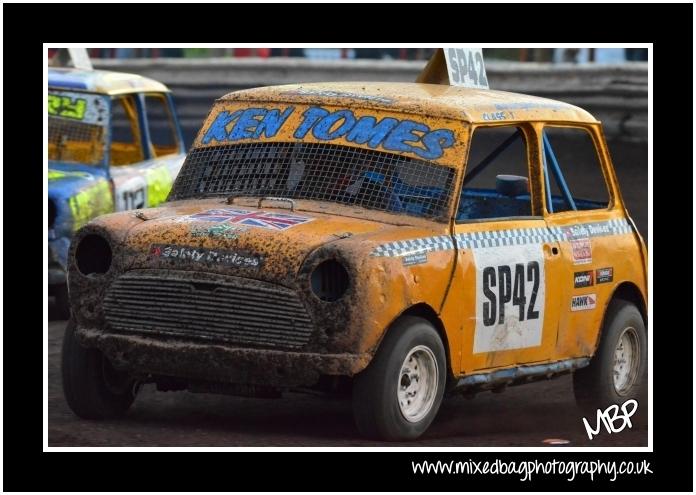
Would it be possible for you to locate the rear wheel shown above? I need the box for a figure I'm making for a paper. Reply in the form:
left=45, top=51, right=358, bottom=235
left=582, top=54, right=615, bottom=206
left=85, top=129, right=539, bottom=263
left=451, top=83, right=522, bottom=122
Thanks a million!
left=62, top=318, right=137, bottom=419
left=573, top=300, right=647, bottom=416
left=352, top=317, right=446, bottom=441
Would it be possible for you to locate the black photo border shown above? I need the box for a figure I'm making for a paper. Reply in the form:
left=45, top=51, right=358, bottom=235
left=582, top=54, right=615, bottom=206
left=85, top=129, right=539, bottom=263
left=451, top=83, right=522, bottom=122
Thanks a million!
left=4, top=2, right=692, bottom=492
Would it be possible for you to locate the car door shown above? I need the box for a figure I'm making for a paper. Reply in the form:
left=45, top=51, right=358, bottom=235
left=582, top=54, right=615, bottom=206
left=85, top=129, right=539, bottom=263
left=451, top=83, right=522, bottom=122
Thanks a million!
left=539, top=124, right=626, bottom=360
left=440, top=123, right=565, bottom=374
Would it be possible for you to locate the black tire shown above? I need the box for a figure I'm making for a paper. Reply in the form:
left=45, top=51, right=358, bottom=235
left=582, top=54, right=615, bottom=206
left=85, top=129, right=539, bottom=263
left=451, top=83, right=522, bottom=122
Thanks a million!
left=573, top=299, right=647, bottom=417
left=353, top=316, right=446, bottom=441
left=61, top=318, right=137, bottom=419
left=54, top=284, right=71, bottom=320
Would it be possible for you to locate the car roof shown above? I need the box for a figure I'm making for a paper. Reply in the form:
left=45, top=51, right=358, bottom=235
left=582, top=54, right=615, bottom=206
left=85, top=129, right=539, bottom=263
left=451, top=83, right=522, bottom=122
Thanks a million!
left=219, top=82, right=598, bottom=124
left=48, top=67, right=170, bottom=95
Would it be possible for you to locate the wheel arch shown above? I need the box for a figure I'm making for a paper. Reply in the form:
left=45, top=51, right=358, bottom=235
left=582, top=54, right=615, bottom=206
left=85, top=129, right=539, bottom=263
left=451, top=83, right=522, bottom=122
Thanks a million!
left=610, top=281, right=647, bottom=324
left=379, top=303, right=455, bottom=382
left=592, top=281, right=647, bottom=354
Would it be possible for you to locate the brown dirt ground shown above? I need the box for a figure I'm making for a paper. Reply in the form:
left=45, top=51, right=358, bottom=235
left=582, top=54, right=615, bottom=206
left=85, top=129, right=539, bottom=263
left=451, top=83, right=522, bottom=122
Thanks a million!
left=48, top=317, right=648, bottom=447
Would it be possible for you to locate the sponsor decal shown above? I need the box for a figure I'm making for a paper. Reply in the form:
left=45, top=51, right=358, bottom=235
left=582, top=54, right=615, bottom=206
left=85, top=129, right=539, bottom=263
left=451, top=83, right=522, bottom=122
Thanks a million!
left=570, top=237, right=592, bottom=265
left=190, top=224, right=249, bottom=240
left=201, top=106, right=456, bottom=161
left=402, top=251, right=428, bottom=267
left=574, top=270, right=594, bottom=288
left=596, top=267, right=614, bottom=284
left=48, top=91, right=109, bottom=126
left=566, top=223, right=614, bottom=238
left=571, top=294, right=597, bottom=312
left=565, top=226, right=592, bottom=265
left=473, top=244, right=545, bottom=353
left=188, top=208, right=313, bottom=231
left=150, top=244, right=262, bottom=269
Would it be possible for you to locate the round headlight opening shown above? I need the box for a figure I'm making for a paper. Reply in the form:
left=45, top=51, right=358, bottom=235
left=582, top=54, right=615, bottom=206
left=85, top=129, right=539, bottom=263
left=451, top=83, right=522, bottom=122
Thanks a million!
left=310, top=259, right=349, bottom=302
left=76, top=234, right=112, bottom=276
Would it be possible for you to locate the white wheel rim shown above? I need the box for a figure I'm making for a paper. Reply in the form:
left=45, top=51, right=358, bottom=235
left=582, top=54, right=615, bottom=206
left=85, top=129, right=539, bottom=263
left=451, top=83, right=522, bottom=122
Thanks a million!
left=397, top=345, right=439, bottom=423
left=613, top=326, right=640, bottom=395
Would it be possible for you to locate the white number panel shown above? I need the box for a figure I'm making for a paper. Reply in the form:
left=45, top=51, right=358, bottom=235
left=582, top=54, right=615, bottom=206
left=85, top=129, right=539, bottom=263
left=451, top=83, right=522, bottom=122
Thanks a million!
left=472, top=244, right=545, bottom=353
left=114, top=175, right=147, bottom=211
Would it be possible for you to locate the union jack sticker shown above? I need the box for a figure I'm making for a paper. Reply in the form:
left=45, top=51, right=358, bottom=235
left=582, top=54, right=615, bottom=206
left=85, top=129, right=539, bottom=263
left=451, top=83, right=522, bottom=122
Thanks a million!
left=188, top=208, right=314, bottom=231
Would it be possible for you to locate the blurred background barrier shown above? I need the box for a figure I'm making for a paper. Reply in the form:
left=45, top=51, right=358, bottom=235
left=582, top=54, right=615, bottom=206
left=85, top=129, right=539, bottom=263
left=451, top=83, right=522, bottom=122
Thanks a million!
left=92, top=58, right=648, bottom=147
left=84, top=55, right=647, bottom=238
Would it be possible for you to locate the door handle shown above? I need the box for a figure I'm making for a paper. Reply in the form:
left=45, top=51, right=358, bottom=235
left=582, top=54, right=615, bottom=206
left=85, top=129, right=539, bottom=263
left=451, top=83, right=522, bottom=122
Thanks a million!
left=544, top=244, right=560, bottom=256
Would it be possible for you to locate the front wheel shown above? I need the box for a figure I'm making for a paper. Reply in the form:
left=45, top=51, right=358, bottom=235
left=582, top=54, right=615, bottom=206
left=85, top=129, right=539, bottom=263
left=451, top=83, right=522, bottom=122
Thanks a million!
left=573, top=299, right=647, bottom=415
left=62, top=318, right=137, bottom=419
left=352, top=316, right=446, bottom=441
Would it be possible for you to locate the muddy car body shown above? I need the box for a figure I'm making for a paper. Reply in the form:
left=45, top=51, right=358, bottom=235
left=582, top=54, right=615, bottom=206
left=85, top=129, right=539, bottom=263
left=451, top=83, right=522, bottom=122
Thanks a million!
left=63, top=82, right=648, bottom=440
left=48, top=67, right=186, bottom=317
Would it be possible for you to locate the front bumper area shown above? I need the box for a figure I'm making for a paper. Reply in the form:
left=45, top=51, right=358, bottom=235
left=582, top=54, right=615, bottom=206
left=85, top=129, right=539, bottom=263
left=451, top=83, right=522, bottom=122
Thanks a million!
left=76, top=327, right=371, bottom=388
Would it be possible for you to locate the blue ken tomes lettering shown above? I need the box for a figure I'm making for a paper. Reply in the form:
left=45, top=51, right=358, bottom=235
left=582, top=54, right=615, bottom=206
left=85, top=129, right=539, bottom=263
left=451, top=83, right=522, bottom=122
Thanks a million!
left=201, top=106, right=456, bottom=161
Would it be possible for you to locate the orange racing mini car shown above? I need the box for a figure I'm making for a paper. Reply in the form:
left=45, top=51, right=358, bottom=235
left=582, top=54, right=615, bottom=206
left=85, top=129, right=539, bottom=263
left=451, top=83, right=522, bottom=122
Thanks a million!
left=62, top=76, right=648, bottom=441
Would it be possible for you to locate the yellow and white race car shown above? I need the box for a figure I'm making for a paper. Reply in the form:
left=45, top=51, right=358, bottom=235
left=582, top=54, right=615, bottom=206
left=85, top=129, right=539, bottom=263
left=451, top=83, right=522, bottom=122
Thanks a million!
left=48, top=66, right=186, bottom=317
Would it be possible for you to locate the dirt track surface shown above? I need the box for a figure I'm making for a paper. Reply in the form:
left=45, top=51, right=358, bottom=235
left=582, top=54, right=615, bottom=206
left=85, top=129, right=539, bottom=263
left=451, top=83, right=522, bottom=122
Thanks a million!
left=48, top=316, right=648, bottom=447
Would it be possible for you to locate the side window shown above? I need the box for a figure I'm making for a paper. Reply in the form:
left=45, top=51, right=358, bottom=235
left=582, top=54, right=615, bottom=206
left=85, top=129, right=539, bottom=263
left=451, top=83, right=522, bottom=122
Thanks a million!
left=542, top=127, right=610, bottom=213
left=145, top=94, right=180, bottom=158
left=457, top=126, right=534, bottom=222
left=110, top=95, right=144, bottom=166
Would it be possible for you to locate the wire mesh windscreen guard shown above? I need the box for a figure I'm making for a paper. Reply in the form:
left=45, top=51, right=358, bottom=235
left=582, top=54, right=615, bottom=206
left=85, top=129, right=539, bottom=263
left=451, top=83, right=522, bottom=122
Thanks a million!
left=170, top=142, right=456, bottom=220
left=48, top=117, right=105, bottom=164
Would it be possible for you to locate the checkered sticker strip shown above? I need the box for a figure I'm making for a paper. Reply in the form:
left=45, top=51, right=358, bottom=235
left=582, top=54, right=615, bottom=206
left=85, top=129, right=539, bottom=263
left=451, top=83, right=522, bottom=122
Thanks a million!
left=547, top=218, right=633, bottom=239
left=371, top=218, right=632, bottom=257
left=371, top=235, right=454, bottom=258
left=456, top=226, right=557, bottom=250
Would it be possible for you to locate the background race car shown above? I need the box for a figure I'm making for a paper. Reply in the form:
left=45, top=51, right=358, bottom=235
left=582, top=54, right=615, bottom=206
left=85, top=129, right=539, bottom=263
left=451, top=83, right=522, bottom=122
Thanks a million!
left=48, top=66, right=186, bottom=317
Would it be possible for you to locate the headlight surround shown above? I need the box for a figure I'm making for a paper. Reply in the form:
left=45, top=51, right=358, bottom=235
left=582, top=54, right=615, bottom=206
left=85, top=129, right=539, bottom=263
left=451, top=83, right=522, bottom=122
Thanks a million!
left=310, top=259, right=350, bottom=302
left=75, top=234, right=112, bottom=276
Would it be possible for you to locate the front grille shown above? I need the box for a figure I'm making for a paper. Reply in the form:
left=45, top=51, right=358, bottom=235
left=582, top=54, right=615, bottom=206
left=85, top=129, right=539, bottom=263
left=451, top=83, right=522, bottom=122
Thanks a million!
left=103, top=271, right=314, bottom=349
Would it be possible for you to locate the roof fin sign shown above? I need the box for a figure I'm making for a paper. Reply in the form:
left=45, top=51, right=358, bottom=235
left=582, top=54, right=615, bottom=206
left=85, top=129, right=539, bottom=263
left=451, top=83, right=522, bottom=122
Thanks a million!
left=51, top=48, right=93, bottom=71
left=416, top=48, right=489, bottom=90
